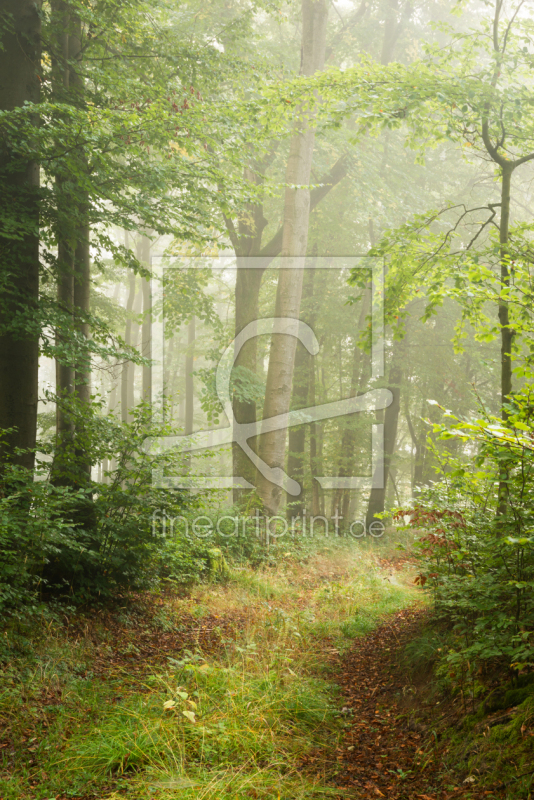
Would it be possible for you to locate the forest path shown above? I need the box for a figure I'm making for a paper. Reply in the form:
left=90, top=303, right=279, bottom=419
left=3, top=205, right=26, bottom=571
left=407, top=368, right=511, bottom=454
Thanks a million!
left=322, top=607, right=498, bottom=800
left=3, top=541, right=465, bottom=800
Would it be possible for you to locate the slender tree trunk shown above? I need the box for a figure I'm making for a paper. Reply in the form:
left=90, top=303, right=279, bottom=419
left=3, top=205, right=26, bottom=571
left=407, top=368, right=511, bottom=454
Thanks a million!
left=70, top=13, right=92, bottom=481
left=330, top=282, right=372, bottom=522
left=55, top=254, right=75, bottom=450
left=499, top=166, right=513, bottom=418
left=497, top=165, right=514, bottom=521
left=50, top=3, right=93, bottom=486
left=51, top=1, right=76, bottom=468
left=130, top=286, right=143, bottom=411
left=310, top=358, right=324, bottom=517
left=406, top=401, right=428, bottom=492
left=380, top=0, right=412, bottom=66
left=185, top=317, right=195, bottom=436
left=121, top=272, right=136, bottom=422
left=386, top=464, right=399, bottom=507
left=137, top=235, right=152, bottom=405
left=184, top=317, right=195, bottom=473
left=164, top=333, right=176, bottom=414
left=286, top=267, right=316, bottom=517
left=177, top=331, right=186, bottom=425
left=233, top=263, right=264, bottom=490
left=256, top=0, right=328, bottom=514
left=0, top=0, right=41, bottom=473
left=73, top=232, right=90, bottom=408
left=366, top=331, right=407, bottom=527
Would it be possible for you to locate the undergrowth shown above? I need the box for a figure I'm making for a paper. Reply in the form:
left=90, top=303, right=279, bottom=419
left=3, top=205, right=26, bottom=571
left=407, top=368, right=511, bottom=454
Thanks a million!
left=0, top=535, right=420, bottom=800
left=402, top=622, right=534, bottom=798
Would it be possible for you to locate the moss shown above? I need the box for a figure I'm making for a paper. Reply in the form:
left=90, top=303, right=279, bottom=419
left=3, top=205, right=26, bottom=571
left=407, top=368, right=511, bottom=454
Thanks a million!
left=206, top=548, right=231, bottom=581
left=484, top=683, right=534, bottom=714
left=440, top=692, right=534, bottom=797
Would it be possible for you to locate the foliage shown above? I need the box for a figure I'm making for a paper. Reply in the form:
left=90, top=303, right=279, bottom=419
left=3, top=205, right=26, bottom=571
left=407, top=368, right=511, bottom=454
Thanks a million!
left=395, top=386, right=534, bottom=686
left=0, top=403, right=217, bottom=610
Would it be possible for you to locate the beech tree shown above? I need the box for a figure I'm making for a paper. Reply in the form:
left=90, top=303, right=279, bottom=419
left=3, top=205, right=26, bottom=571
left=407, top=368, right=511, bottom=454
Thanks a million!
left=255, top=0, right=329, bottom=515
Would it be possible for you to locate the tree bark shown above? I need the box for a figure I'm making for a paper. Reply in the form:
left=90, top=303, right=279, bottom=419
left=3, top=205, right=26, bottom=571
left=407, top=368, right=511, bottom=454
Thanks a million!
left=499, top=165, right=513, bottom=420
left=366, top=330, right=407, bottom=527
left=230, top=158, right=348, bottom=499
left=137, top=235, right=152, bottom=405
left=330, top=282, right=372, bottom=523
left=185, top=317, right=195, bottom=436
left=50, top=3, right=93, bottom=484
left=406, top=401, right=428, bottom=492
left=256, top=0, right=328, bottom=514
left=121, top=272, right=136, bottom=422
left=229, top=156, right=348, bottom=502
left=70, top=13, right=92, bottom=469
left=309, top=355, right=324, bottom=517
left=50, top=0, right=76, bottom=472
left=0, top=1, right=41, bottom=474
left=380, top=0, right=412, bottom=66
left=496, top=165, right=513, bottom=520
left=286, top=266, right=316, bottom=517
left=233, top=263, right=264, bottom=490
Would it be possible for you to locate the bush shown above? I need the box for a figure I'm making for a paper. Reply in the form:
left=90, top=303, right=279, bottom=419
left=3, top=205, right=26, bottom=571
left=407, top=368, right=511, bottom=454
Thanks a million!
left=0, top=404, right=209, bottom=612
left=395, top=391, right=534, bottom=691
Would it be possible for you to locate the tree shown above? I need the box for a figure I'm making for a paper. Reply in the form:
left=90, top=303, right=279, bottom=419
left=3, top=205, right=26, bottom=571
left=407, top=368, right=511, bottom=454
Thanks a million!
left=255, top=0, right=329, bottom=515
left=0, top=0, right=42, bottom=474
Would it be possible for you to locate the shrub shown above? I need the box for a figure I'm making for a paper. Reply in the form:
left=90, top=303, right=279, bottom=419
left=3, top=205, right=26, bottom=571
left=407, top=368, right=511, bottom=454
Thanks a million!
left=395, top=390, right=534, bottom=689
left=0, top=404, right=209, bottom=612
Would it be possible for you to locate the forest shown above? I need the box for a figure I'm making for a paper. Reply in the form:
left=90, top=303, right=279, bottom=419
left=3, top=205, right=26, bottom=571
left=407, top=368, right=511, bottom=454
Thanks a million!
left=1, top=0, right=534, bottom=797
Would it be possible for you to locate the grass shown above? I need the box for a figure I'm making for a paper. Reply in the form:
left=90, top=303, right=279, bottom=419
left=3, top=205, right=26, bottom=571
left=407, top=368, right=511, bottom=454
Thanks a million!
left=0, top=534, right=421, bottom=800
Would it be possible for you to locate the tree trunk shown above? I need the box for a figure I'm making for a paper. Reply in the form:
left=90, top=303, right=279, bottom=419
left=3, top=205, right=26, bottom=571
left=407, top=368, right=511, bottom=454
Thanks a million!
left=50, top=3, right=93, bottom=485
left=330, top=282, right=372, bottom=523
left=256, top=0, right=328, bottom=515
left=286, top=267, right=316, bottom=517
left=499, top=165, right=513, bottom=418
left=51, top=0, right=76, bottom=470
left=406, top=401, right=428, bottom=492
left=380, top=0, right=412, bottom=66
left=0, top=0, right=41, bottom=474
left=497, top=165, right=514, bottom=521
left=70, top=13, right=92, bottom=481
left=233, top=263, right=264, bottom=491
left=309, top=357, right=323, bottom=517
left=130, top=285, right=143, bottom=411
left=185, top=317, right=195, bottom=436
left=137, top=235, right=152, bottom=405
left=366, top=331, right=406, bottom=527
left=121, top=272, right=136, bottom=422
left=228, top=156, right=348, bottom=504
left=184, top=317, right=195, bottom=473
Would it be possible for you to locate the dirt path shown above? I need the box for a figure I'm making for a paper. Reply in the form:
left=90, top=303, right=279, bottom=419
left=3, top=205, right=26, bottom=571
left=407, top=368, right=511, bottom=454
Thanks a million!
left=318, top=609, right=500, bottom=800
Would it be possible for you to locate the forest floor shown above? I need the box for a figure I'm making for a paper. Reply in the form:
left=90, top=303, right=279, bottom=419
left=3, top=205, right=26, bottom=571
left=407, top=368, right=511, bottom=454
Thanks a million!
left=1, top=536, right=532, bottom=799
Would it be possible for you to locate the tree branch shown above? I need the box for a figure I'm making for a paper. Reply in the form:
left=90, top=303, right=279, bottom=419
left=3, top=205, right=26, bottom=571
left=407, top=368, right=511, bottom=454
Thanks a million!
left=223, top=213, right=240, bottom=253
left=258, top=153, right=349, bottom=260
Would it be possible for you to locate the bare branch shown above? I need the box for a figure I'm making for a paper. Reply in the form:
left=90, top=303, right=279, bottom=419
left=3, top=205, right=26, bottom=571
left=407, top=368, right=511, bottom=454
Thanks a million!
left=325, top=0, right=368, bottom=61
left=501, top=0, right=525, bottom=55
